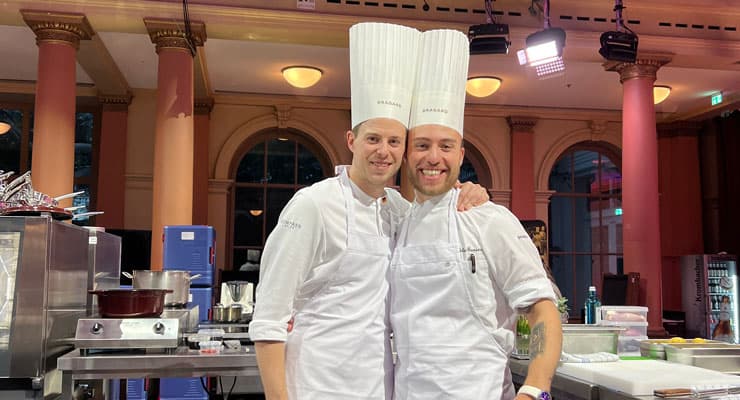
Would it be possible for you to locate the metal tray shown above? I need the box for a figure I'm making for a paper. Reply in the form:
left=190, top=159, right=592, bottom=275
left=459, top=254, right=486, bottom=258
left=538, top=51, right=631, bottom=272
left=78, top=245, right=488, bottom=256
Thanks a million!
left=562, top=325, right=623, bottom=354
left=664, top=342, right=740, bottom=374
left=640, top=339, right=722, bottom=359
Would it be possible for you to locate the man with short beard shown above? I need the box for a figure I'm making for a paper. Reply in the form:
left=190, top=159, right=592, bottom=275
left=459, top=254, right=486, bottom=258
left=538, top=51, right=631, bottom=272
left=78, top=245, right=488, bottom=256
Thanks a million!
left=389, top=29, right=563, bottom=400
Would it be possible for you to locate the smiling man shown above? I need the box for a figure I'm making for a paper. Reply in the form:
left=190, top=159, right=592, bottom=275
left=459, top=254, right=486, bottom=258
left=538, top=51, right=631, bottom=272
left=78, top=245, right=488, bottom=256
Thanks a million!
left=389, top=29, right=563, bottom=400
left=249, top=23, right=488, bottom=400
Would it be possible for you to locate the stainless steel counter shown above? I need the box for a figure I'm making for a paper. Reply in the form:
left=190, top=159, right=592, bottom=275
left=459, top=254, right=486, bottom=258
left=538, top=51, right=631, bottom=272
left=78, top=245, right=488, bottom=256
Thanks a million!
left=509, top=358, right=653, bottom=400
left=57, top=346, right=259, bottom=398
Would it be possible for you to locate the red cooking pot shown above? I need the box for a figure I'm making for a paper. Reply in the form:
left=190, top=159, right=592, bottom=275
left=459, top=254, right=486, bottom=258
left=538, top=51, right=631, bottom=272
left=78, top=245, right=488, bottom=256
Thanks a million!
left=89, top=289, right=173, bottom=317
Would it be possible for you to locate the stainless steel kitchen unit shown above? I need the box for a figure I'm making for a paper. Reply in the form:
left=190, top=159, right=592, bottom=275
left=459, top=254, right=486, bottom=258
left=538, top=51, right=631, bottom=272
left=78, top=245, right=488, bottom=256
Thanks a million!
left=85, top=228, right=121, bottom=316
left=57, top=346, right=260, bottom=399
left=0, top=216, right=91, bottom=399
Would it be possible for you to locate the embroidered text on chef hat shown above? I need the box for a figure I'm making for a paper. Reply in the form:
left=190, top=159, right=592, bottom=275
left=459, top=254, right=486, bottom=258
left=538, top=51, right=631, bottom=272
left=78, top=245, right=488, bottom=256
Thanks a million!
left=410, top=29, right=470, bottom=137
left=350, top=22, right=421, bottom=130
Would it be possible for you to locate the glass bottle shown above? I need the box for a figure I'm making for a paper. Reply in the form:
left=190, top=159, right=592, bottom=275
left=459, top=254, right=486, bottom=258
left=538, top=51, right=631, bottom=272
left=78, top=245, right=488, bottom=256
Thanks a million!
left=584, top=285, right=602, bottom=324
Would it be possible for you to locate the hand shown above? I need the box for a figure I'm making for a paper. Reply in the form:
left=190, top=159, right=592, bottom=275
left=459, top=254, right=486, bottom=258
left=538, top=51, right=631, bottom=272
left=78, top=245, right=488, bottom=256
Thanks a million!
left=455, top=181, right=489, bottom=211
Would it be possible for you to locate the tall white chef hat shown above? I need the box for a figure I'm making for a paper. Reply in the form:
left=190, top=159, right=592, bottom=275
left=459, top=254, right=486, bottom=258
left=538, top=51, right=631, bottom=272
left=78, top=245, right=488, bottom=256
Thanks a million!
left=350, top=22, right=421, bottom=130
left=410, top=29, right=470, bottom=137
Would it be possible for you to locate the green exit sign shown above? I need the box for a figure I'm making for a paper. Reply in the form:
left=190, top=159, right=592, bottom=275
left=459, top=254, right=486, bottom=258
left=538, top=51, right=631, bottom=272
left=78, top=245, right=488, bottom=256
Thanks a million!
left=615, top=208, right=623, bottom=216
left=711, top=93, right=723, bottom=106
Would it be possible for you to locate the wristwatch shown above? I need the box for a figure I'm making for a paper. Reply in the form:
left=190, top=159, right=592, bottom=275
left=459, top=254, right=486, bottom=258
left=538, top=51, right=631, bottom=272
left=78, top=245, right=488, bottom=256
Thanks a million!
left=518, top=385, right=552, bottom=400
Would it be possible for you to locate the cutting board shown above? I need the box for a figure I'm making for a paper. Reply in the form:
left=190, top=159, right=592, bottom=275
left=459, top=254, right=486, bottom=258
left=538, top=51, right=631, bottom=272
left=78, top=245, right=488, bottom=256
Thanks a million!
left=558, top=360, right=740, bottom=396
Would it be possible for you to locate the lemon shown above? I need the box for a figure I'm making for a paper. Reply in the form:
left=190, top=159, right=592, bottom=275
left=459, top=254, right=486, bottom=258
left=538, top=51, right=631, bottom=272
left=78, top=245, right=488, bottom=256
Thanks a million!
left=669, top=337, right=686, bottom=343
left=692, top=338, right=706, bottom=343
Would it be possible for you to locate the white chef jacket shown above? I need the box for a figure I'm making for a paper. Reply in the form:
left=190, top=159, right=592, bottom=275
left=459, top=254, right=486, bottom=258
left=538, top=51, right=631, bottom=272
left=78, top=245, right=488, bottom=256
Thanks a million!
left=249, top=174, right=409, bottom=342
left=401, top=190, right=557, bottom=353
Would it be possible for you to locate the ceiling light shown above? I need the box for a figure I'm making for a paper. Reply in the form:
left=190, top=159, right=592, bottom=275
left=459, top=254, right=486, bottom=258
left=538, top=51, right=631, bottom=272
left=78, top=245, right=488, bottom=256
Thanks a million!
left=282, top=66, right=322, bottom=88
left=466, top=77, right=502, bottom=97
left=653, top=85, right=671, bottom=105
left=0, top=122, right=10, bottom=135
left=516, top=0, right=566, bottom=79
left=249, top=209, right=263, bottom=217
left=517, top=27, right=566, bottom=78
left=599, top=0, right=638, bottom=63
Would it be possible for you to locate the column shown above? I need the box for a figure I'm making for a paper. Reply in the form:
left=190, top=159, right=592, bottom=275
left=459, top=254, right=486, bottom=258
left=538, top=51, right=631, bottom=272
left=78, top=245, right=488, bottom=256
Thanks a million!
left=606, top=54, right=671, bottom=337
left=657, top=122, right=703, bottom=311
left=507, top=116, right=538, bottom=219
left=96, top=94, right=132, bottom=228
left=144, top=18, right=207, bottom=269
left=22, top=11, right=93, bottom=207
left=207, top=179, right=233, bottom=271
left=193, top=98, right=213, bottom=225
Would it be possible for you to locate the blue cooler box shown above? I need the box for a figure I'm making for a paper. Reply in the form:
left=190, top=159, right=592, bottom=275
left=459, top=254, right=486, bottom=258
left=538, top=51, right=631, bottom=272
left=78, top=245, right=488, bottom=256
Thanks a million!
left=163, top=225, right=215, bottom=286
left=159, top=377, right=207, bottom=400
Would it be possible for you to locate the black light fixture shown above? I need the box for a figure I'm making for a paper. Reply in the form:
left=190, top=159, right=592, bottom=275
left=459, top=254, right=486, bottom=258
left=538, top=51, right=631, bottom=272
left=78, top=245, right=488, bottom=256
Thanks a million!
left=469, top=0, right=510, bottom=55
left=516, top=0, right=566, bottom=78
left=599, top=0, right=638, bottom=63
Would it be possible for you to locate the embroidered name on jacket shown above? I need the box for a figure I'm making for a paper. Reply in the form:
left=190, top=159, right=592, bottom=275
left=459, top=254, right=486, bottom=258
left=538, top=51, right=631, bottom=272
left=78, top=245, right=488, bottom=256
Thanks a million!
left=279, top=220, right=302, bottom=230
left=460, top=247, right=483, bottom=253
left=422, top=107, right=448, bottom=114
left=377, top=99, right=401, bottom=108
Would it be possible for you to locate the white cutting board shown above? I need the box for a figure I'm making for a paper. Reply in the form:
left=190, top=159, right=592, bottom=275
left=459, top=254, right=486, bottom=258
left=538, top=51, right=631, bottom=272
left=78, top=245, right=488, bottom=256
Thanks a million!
left=558, top=360, right=740, bottom=396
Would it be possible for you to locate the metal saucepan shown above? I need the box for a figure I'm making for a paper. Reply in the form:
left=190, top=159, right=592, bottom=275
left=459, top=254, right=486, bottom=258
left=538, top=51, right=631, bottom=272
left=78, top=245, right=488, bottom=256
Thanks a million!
left=89, top=289, right=173, bottom=317
left=212, top=303, right=243, bottom=323
left=122, top=270, right=202, bottom=307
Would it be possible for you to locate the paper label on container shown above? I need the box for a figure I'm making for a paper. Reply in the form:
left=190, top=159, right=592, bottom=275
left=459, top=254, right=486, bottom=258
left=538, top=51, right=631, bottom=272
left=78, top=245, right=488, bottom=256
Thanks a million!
left=181, top=232, right=195, bottom=241
left=89, top=236, right=98, bottom=244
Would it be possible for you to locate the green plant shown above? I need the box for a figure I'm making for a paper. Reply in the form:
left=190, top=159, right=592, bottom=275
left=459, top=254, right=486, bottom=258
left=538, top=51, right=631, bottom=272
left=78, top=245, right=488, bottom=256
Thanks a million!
left=557, top=297, right=570, bottom=314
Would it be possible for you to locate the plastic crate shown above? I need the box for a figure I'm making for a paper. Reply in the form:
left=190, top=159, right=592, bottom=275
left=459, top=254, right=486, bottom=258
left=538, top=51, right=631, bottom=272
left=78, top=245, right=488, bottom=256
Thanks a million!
left=601, top=305, right=648, bottom=323
left=601, top=320, right=648, bottom=337
left=618, top=335, right=647, bottom=356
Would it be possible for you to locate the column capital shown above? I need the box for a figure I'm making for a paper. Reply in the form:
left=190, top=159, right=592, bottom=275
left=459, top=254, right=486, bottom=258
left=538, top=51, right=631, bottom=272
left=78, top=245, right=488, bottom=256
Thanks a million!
left=99, top=93, right=133, bottom=111
left=603, top=52, right=673, bottom=83
left=21, top=10, right=94, bottom=50
left=195, top=97, right=214, bottom=115
left=506, top=116, right=538, bottom=133
left=535, top=190, right=556, bottom=204
left=144, top=18, right=207, bottom=54
left=208, top=179, right=234, bottom=195
left=275, top=105, right=292, bottom=129
left=491, top=189, right=511, bottom=208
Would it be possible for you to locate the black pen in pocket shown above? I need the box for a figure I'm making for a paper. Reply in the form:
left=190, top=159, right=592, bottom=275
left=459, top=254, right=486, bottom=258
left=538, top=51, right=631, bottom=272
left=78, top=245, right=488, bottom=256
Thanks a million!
left=469, top=253, right=476, bottom=274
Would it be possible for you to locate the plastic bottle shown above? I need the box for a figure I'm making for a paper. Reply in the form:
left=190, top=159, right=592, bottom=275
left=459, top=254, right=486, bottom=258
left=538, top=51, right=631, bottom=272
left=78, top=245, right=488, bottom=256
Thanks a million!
left=584, top=285, right=602, bottom=324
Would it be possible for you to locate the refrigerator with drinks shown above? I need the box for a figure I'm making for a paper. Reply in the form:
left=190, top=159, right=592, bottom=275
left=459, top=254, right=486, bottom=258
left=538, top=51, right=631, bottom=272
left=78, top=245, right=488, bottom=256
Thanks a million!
left=680, top=254, right=738, bottom=343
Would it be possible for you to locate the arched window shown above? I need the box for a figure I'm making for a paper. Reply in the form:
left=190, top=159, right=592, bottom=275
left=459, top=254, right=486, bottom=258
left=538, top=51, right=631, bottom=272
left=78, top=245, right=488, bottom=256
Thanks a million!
left=231, top=129, right=331, bottom=271
left=548, top=143, right=622, bottom=319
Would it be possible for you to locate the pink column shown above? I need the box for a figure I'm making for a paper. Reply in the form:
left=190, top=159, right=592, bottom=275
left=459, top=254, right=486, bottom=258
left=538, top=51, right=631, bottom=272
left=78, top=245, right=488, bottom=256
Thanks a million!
left=22, top=12, right=93, bottom=207
left=145, top=19, right=207, bottom=269
left=96, top=96, right=131, bottom=229
left=608, top=58, right=669, bottom=337
left=193, top=99, right=213, bottom=225
left=507, top=116, right=537, bottom=219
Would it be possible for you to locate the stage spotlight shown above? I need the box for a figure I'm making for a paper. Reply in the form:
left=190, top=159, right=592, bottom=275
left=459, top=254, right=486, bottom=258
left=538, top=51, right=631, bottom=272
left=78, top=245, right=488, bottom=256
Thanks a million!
left=469, top=0, right=510, bottom=55
left=599, top=0, right=638, bottom=63
left=469, top=23, right=510, bottom=55
left=516, top=0, right=566, bottom=78
left=517, top=27, right=566, bottom=78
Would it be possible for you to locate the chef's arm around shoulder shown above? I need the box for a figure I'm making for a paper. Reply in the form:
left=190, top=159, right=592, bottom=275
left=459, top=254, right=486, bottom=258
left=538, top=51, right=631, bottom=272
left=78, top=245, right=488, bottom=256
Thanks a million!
left=255, top=341, right=289, bottom=400
left=518, top=299, right=563, bottom=399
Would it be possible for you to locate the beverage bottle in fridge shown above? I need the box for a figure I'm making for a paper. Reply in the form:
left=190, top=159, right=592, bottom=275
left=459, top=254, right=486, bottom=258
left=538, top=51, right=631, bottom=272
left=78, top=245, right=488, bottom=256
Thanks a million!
left=584, top=286, right=601, bottom=324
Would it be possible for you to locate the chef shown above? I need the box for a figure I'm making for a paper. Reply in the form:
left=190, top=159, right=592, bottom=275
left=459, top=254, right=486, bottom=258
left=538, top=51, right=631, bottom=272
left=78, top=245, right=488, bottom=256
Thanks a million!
left=389, top=29, right=563, bottom=400
left=249, top=22, right=487, bottom=400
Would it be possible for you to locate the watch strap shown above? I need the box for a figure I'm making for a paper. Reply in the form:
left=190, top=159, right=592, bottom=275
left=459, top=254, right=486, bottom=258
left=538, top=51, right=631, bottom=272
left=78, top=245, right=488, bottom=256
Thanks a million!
left=518, top=385, right=550, bottom=400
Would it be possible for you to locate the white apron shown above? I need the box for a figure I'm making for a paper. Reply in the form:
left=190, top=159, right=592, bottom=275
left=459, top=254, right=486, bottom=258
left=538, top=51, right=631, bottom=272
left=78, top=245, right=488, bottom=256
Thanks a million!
left=286, top=169, right=394, bottom=400
left=390, top=190, right=513, bottom=400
